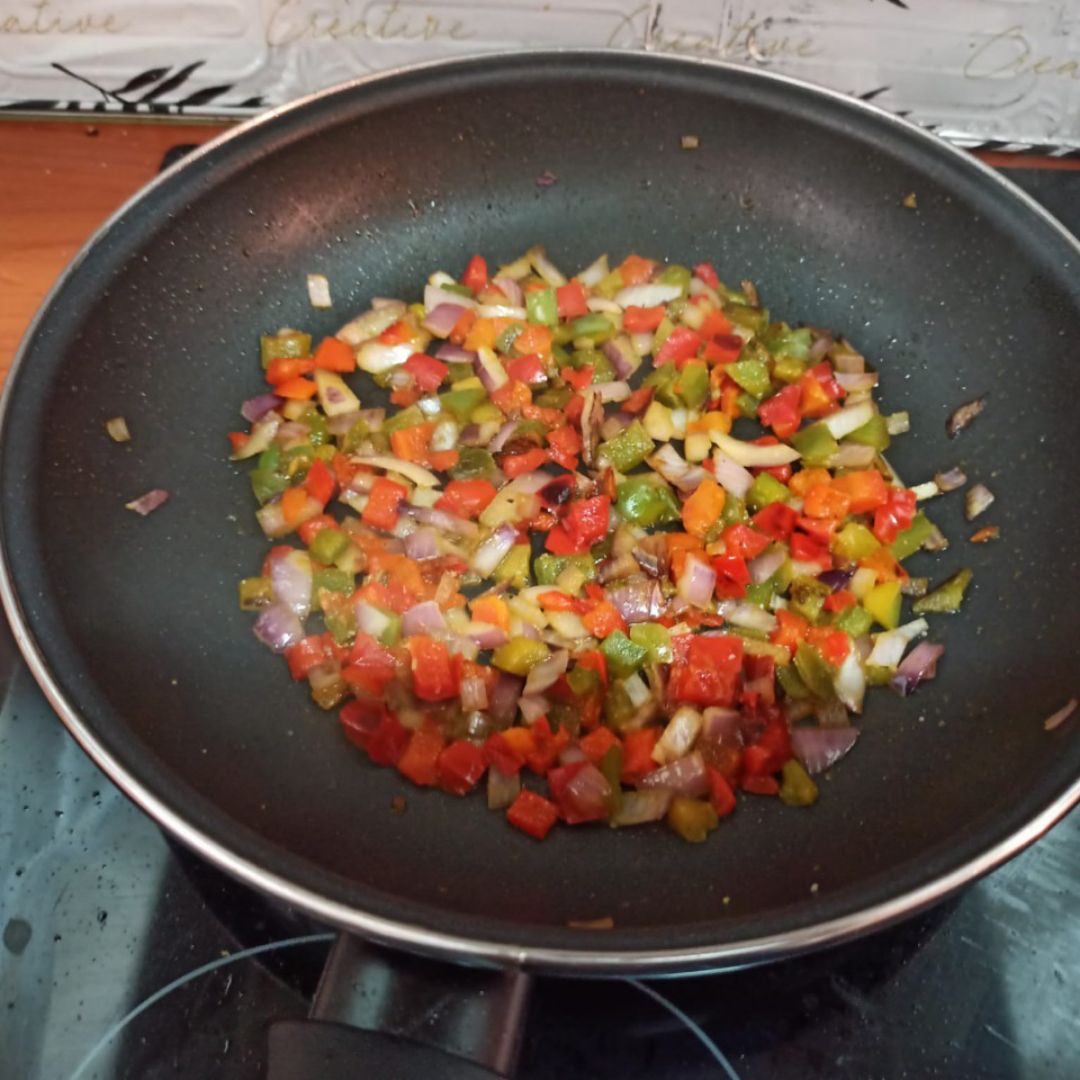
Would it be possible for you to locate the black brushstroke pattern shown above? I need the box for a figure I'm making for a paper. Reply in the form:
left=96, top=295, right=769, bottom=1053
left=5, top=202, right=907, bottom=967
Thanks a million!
left=884, top=0, right=909, bottom=8
left=858, top=86, right=891, bottom=102
left=0, top=99, right=61, bottom=111
left=112, top=67, right=171, bottom=96
left=238, top=96, right=266, bottom=109
left=177, top=85, right=234, bottom=107
left=51, top=62, right=116, bottom=103
left=136, top=61, right=204, bottom=103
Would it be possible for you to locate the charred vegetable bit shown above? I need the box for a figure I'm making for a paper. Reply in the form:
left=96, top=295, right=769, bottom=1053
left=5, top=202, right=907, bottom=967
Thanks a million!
left=946, top=396, right=986, bottom=438
left=230, top=248, right=971, bottom=844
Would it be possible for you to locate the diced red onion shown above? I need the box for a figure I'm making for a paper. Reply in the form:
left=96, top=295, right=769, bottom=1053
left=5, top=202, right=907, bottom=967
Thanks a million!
left=276, top=420, right=312, bottom=446
left=492, top=276, right=523, bottom=306
left=791, top=727, right=860, bottom=774
left=403, top=526, right=439, bottom=560
left=647, top=444, right=703, bottom=493
left=424, top=284, right=476, bottom=313
left=487, top=768, right=521, bottom=809
left=491, top=674, right=524, bottom=725
left=677, top=556, right=716, bottom=609
left=270, top=550, right=313, bottom=619
left=639, top=751, right=709, bottom=797
left=601, top=412, right=633, bottom=441
left=459, top=674, right=489, bottom=712
left=327, top=410, right=362, bottom=436
left=607, top=579, right=665, bottom=624
left=701, top=707, right=742, bottom=746
left=242, top=393, right=283, bottom=422
left=592, top=380, right=631, bottom=404
left=434, top=343, right=478, bottom=364
left=253, top=603, right=304, bottom=654
left=818, top=568, right=855, bottom=592
left=711, top=451, right=754, bottom=500
left=934, top=466, right=967, bottom=493
left=405, top=504, right=479, bottom=539
left=488, top=420, right=520, bottom=454
left=717, top=601, right=775, bottom=633
left=472, top=524, right=518, bottom=577
left=890, top=641, right=945, bottom=696
left=964, top=483, right=994, bottom=522
left=559, top=744, right=589, bottom=766
left=614, top=282, right=680, bottom=307
left=748, top=548, right=785, bottom=585
left=465, top=621, right=509, bottom=649
left=834, top=651, right=866, bottom=713
left=518, top=694, right=549, bottom=724
left=601, top=338, right=639, bottom=380
left=524, top=649, right=568, bottom=695
left=560, top=763, right=612, bottom=824
left=611, top=788, right=672, bottom=826
left=513, top=619, right=541, bottom=641
left=125, top=489, right=170, bottom=517
left=832, top=347, right=865, bottom=374
left=474, top=348, right=509, bottom=393
left=834, top=372, right=878, bottom=392
left=422, top=303, right=468, bottom=337
left=402, top=600, right=447, bottom=637
left=808, top=334, right=832, bottom=363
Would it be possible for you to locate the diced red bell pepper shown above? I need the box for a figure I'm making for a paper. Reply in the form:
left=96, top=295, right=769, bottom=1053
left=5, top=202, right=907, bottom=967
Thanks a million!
left=506, top=789, right=559, bottom=840
left=741, top=654, right=777, bottom=709
left=872, top=487, right=918, bottom=544
left=560, top=365, right=594, bottom=391
left=525, top=716, right=570, bottom=776
left=693, top=262, right=720, bottom=289
left=667, top=634, right=744, bottom=707
left=698, top=309, right=733, bottom=340
left=563, top=496, right=610, bottom=551
left=575, top=649, right=608, bottom=688
left=721, top=523, right=772, bottom=560
left=506, top=354, right=548, bottom=386
left=342, top=633, right=398, bottom=697
left=462, top=254, right=488, bottom=293
left=312, top=337, right=355, bottom=373
left=436, top=739, right=487, bottom=795
left=707, top=767, right=737, bottom=818
left=581, top=601, right=626, bottom=639
left=622, top=386, right=654, bottom=415
left=285, top=635, right=332, bottom=681
left=339, top=698, right=390, bottom=752
left=435, top=479, right=498, bottom=519
left=745, top=716, right=792, bottom=777
left=406, top=635, right=458, bottom=702
left=622, top=305, right=666, bottom=333
left=546, top=425, right=581, bottom=470
left=770, top=609, right=809, bottom=653
left=304, top=457, right=335, bottom=507
left=655, top=326, right=703, bottom=367
left=266, top=356, right=315, bottom=385
left=806, top=626, right=851, bottom=668
left=501, top=447, right=549, bottom=478
left=483, top=731, right=527, bottom=776
left=807, top=361, right=843, bottom=402
left=790, top=531, right=833, bottom=571
left=578, top=726, right=621, bottom=766
left=751, top=502, right=799, bottom=541
left=361, top=476, right=408, bottom=532
left=397, top=723, right=446, bottom=786
left=556, top=281, right=589, bottom=319
left=711, top=553, right=751, bottom=599
left=403, top=352, right=449, bottom=393
left=297, top=513, right=337, bottom=547
left=620, top=728, right=660, bottom=784
left=757, top=384, right=803, bottom=440
left=823, top=589, right=857, bottom=613
left=742, top=774, right=780, bottom=796
left=703, top=335, right=744, bottom=366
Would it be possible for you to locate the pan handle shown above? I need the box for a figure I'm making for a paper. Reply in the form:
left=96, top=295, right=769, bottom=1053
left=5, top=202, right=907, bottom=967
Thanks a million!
left=266, top=933, right=533, bottom=1079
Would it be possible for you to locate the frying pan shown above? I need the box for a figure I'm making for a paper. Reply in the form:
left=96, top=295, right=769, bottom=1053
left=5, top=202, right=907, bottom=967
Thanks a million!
left=3, top=51, right=1079, bottom=1077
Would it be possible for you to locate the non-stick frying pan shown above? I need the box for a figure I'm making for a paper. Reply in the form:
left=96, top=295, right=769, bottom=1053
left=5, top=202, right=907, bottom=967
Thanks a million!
left=3, top=51, right=1079, bottom=1076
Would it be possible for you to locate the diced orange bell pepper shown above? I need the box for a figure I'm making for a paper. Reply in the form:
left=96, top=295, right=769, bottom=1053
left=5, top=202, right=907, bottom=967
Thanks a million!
left=390, top=423, right=434, bottom=463
left=770, top=609, right=809, bottom=652
left=665, top=532, right=705, bottom=581
left=832, top=469, right=889, bottom=514
left=582, top=601, right=626, bottom=639
left=281, top=486, right=309, bottom=526
left=275, top=376, right=318, bottom=400
left=802, top=483, right=851, bottom=520
left=618, top=253, right=657, bottom=285
left=471, top=595, right=510, bottom=633
left=788, top=467, right=832, bottom=498
left=464, top=317, right=497, bottom=352
left=313, top=337, right=355, bottom=372
left=681, top=475, right=726, bottom=539
left=514, top=324, right=553, bottom=357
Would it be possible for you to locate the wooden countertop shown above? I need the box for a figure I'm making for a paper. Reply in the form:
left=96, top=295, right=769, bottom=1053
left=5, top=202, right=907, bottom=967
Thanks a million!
left=0, top=118, right=1075, bottom=386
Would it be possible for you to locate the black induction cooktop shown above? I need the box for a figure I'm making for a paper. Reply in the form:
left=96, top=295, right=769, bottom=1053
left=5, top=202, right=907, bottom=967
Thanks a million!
left=2, top=166, right=1078, bottom=1080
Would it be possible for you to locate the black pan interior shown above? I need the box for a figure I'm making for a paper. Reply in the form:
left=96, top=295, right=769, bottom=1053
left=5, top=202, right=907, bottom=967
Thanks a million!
left=2, top=53, right=1078, bottom=969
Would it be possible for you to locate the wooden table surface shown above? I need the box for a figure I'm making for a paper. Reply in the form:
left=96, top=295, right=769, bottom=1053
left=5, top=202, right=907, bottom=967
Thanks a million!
left=1, top=118, right=1076, bottom=386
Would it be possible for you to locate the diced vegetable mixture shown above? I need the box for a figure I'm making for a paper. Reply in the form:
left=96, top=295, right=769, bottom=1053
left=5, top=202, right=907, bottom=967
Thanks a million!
left=230, top=248, right=971, bottom=843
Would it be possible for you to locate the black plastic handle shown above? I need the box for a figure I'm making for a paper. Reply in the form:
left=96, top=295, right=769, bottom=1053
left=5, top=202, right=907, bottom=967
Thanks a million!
left=267, top=934, right=532, bottom=1079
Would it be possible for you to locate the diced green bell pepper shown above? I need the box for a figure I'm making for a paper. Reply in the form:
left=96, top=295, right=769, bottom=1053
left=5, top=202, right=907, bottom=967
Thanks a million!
left=615, top=475, right=681, bottom=527
left=763, top=324, right=811, bottom=360
left=655, top=264, right=691, bottom=295
left=652, top=316, right=675, bottom=355
left=889, top=512, right=935, bottom=561
left=442, top=282, right=474, bottom=298
left=726, top=303, right=768, bottom=335
left=321, top=598, right=356, bottom=646
left=674, top=361, right=710, bottom=410
left=526, top=287, right=557, bottom=327
left=912, top=568, right=973, bottom=615
left=495, top=324, right=524, bottom=353
left=604, top=681, right=637, bottom=729
left=534, top=553, right=597, bottom=586
left=567, top=665, right=601, bottom=697
left=747, top=473, right=791, bottom=513
left=491, top=637, right=550, bottom=675
left=309, top=527, right=349, bottom=566
left=447, top=361, right=474, bottom=383
left=250, top=468, right=289, bottom=505
left=777, top=662, right=811, bottom=699
left=629, top=622, right=673, bottom=664
left=832, top=604, right=873, bottom=638
left=833, top=522, right=880, bottom=562
left=772, top=355, right=807, bottom=384
left=736, top=392, right=760, bottom=419
left=791, top=423, right=839, bottom=466
left=298, top=406, right=329, bottom=447
left=794, top=642, right=836, bottom=700
left=845, top=413, right=891, bottom=451
left=600, top=631, right=648, bottom=679
left=571, top=313, right=615, bottom=341
left=720, top=494, right=749, bottom=526
left=728, top=359, right=772, bottom=399
left=534, top=386, right=572, bottom=409
left=666, top=796, right=719, bottom=843
left=600, top=421, right=655, bottom=473
left=439, top=388, right=487, bottom=423
left=745, top=578, right=778, bottom=607
left=492, top=544, right=532, bottom=589
left=450, top=447, right=497, bottom=481
left=594, top=269, right=624, bottom=299
left=788, top=576, right=832, bottom=622
left=238, top=576, right=273, bottom=610
left=383, top=404, right=425, bottom=435
left=260, top=331, right=311, bottom=367
left=779, top=760, right=819, bottom=807
left=313, top=568, right=354, bottom=595
left=599, top=745, right=624, bottom=818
